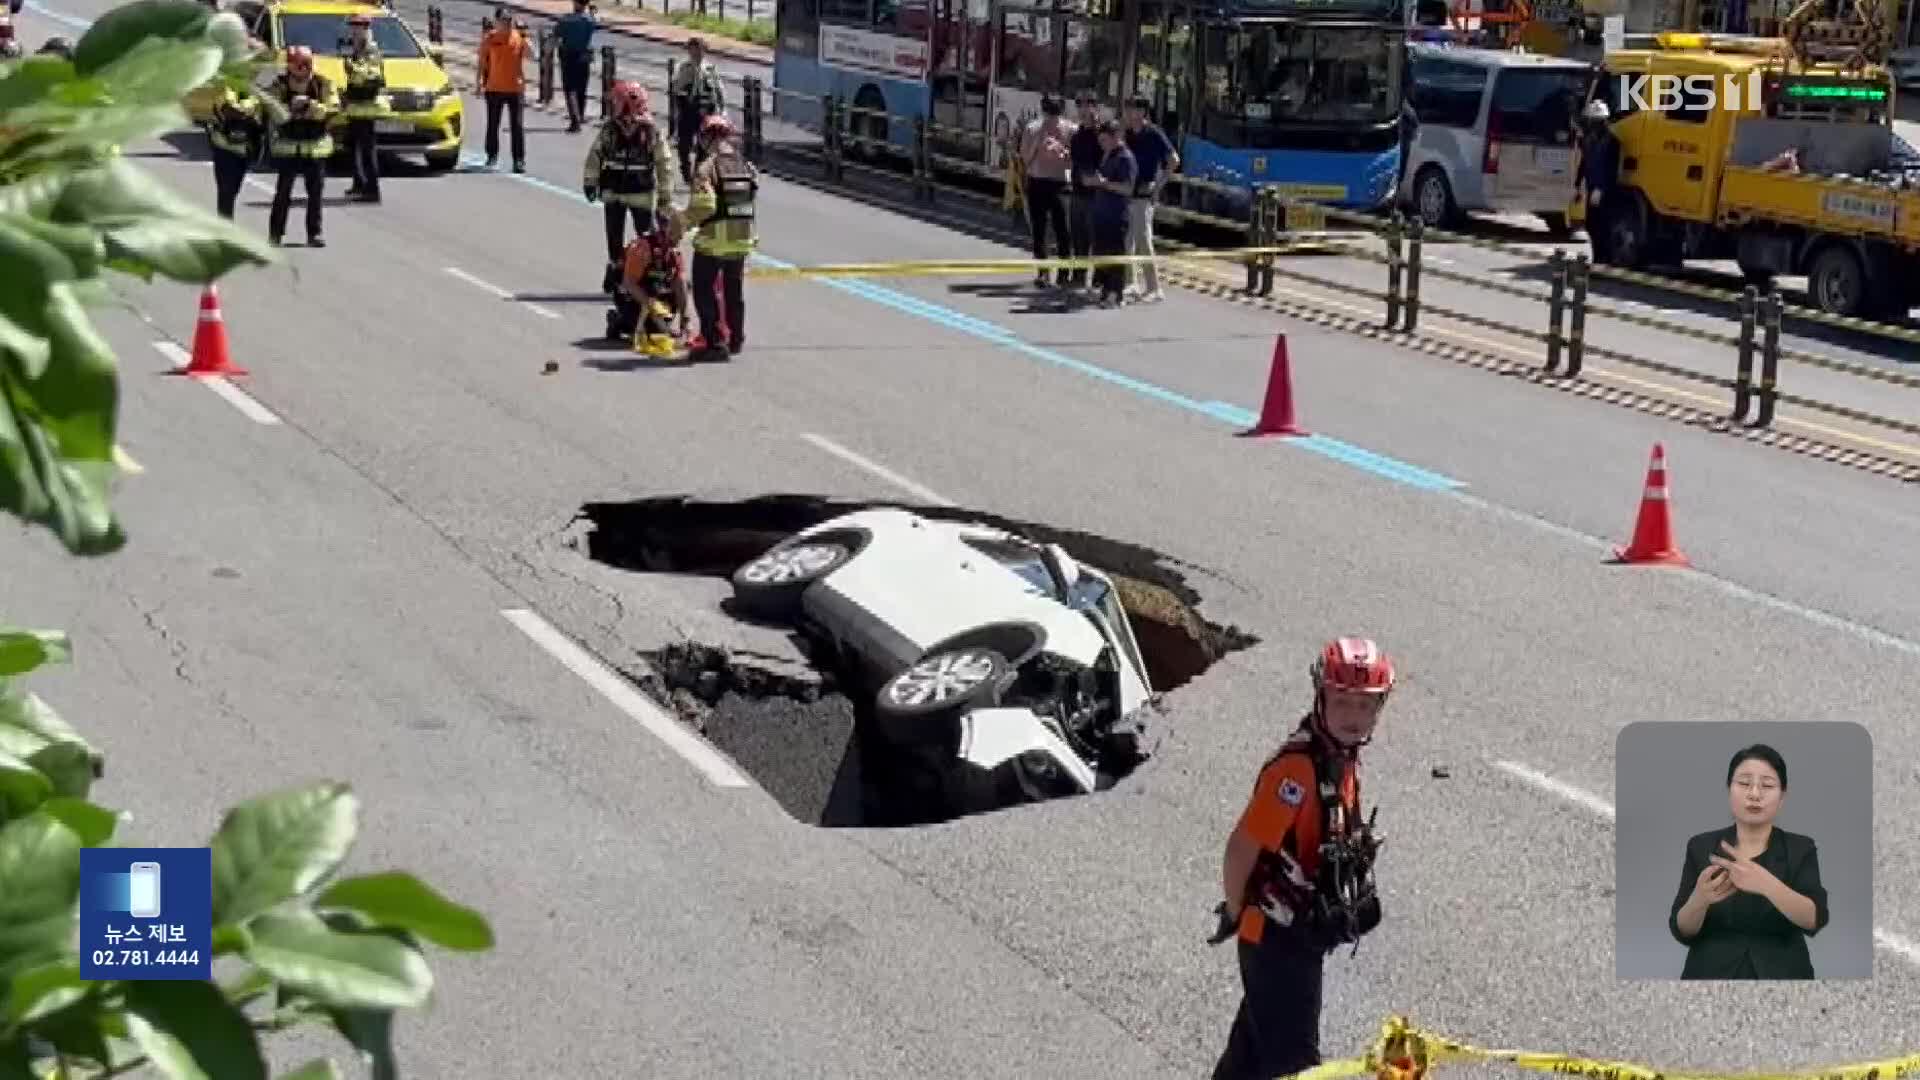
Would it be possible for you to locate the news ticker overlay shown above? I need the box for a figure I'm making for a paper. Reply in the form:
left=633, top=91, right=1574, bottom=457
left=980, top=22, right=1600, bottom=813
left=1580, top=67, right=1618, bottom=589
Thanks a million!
left=78, top=847, right=213, bottom=981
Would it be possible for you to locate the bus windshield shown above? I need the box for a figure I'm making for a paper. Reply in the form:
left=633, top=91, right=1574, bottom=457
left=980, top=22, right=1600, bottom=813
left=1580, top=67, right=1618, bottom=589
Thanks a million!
left=279, top=13, right=425, bottom=58
left=1228, top=23, right=1398, bottom=127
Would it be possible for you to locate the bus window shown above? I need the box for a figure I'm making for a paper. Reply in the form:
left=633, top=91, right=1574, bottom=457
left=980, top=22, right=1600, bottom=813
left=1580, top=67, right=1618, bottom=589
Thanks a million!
left=819, top=0, right=872, bottom=25
left=778, top=0, right=820, bottom=52
left=1204, top=22, right=1398, bottom=145
left=998, top=11, right=1065, bottom=93
left=1062, top=14, right=1128, bottom=107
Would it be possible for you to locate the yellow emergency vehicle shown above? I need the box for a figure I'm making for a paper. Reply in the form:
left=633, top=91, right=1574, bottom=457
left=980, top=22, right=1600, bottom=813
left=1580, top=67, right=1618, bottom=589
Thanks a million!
left=1576, top=11, right=1920, bottom=319
left=185, top=0, right=463, bottom=172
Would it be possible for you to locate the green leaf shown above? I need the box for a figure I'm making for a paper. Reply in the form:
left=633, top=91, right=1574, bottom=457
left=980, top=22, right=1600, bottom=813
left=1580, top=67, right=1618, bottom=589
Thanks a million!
left=328, top=1008, right=396, bottom=1080
left=0, top=1041, right=30, bottom=1080
left=0, top=813, right=81, bottom=981
left=94, top=38, right=223, bottom=107
left=123, top=980, right=267, bottom=1080
left=212, top=924, right=251, bottom=956
left=278, top=1061, right=342, bottom=1080
left=37, top=796, right=118, bottom=846
left=0, top=104, right=190, bottom=176
left=0, top=629, right=69, bottom=677
left=0, top=55, right=78, bottom=112
left=244, top=912, right=433, bottom=1011
left=210, top=782, right=358, bottom=928
left=5, top=958, right=86, bottom=1025
left=0, top=752, right=52, bottom=819
left=72, top=0, right=214, bottom=75
left=27, top=741, right=96, bottom=799
left=56, top=158, right=275, bottom=282
left=315, top=873, right=495, bottom=952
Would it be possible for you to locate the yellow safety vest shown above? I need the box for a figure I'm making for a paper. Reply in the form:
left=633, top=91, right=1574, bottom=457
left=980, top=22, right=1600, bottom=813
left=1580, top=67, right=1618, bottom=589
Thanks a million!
left=341, top=46, right=392, bottom=118
left=265, top=73, right=338, bottom=159
left=686, top=149, right=758, bottom=258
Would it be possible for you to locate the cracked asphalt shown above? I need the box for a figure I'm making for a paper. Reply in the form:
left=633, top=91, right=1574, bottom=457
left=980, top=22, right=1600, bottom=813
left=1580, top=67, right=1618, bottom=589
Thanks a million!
left=6, top=3, right=1920, bottom=1077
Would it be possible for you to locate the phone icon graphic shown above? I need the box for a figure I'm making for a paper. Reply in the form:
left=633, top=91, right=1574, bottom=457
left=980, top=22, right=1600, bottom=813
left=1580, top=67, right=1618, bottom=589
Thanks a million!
left=127, top=862, right=162, bottom=919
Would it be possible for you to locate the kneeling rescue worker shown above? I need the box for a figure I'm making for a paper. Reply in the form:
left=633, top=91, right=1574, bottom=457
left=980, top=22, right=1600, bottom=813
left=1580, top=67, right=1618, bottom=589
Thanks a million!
left=610, top=213, right=691, bottom=356
left=583, top=81, right=676, bottom=295
left=1212, top=637, right=1392, bottom=1080
left=681, top=112, right=757, bottom=362
left=262, top=46, right=337, bottom=247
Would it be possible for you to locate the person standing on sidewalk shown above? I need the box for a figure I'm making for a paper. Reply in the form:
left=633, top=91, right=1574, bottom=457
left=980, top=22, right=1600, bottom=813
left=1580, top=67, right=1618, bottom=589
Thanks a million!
left=476, top=6, right=530, bottom=172
left=1122, top=94, right=1178, bottom=303
left=1088, top=120, right=1136, bottom=308
left=670, top=36, right=726, bottom=183
left=1065, top=91, right=1105, bottom=291
left=554, top=0, right=600, bottom=133
left=1017, top=95, right=1075, bottom=289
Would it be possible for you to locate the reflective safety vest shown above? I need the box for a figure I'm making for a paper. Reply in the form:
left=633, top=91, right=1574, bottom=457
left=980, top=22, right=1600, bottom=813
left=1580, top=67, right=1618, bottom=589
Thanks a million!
left=586, top=120, right=668, bottom=206
left=265, top=73, right=337, bottom=159
left=341, top=46, right=391, bottom=118
left=207, top=86, right=264, bottom=156
left=688, top=149, right=758, bottom=258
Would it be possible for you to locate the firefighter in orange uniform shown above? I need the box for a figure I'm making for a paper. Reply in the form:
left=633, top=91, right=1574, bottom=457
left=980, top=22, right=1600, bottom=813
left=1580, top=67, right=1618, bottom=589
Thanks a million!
left=1212, top=637, right=1393, bottom=1080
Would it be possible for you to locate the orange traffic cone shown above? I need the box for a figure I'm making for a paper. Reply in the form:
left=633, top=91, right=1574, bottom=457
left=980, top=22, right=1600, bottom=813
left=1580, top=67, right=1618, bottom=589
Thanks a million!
left=1240, top=334, right=1309, bottom=437
left=180, top=285, right=246, bottom=377
left=1613, top=442, right=1689, bottom=567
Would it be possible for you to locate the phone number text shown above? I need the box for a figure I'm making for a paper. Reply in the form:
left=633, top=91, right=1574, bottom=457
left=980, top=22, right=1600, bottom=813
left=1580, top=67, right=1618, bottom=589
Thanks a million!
left=89, top=949, right=201, bottom=966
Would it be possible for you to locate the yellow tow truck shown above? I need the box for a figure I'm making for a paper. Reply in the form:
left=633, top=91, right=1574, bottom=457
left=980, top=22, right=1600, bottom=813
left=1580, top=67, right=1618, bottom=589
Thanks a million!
left=1576, top=3, right=1920, bottom=319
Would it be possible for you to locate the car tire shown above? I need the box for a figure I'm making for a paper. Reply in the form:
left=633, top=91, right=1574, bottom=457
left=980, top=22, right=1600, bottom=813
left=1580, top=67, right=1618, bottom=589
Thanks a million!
left=729, top=539, right=852, bottom=620
left=873, top=645, right=1008, bottom=746
left=1413, top=166, right=1456, bottom=230
left=1807, top=244, right=1868, bottom=318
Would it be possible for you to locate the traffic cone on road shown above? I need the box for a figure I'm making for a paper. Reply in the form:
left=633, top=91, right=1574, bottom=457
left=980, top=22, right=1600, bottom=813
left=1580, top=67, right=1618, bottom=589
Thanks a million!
left=1612, top=442, right=1689, bottom=567
left=179, top=285, right=247, bottom=377
left=1241, top=333, right=1308, bottom=437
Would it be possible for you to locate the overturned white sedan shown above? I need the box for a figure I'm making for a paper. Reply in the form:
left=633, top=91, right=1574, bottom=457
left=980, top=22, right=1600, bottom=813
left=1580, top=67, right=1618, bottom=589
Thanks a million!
left=729, top=507, right=1157, bottom=813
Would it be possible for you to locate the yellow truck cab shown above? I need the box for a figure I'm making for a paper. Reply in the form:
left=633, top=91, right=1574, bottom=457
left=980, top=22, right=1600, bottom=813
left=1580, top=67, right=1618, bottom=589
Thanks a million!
left=190, top=0, right=464, bottom=172
left=1582, top=30, right=1919, bottom=318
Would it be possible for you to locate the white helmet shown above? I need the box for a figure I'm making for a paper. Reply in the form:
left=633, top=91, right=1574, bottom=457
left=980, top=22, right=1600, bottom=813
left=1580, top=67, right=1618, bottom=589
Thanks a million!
left=1583, top=99, right=1610, bottom=121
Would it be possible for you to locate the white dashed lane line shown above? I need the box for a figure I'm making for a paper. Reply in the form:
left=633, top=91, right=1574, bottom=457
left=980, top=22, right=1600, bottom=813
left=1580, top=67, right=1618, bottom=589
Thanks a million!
left=443, top=267, right=563, bottom=320
left=153, top=342, right=282, bottom=426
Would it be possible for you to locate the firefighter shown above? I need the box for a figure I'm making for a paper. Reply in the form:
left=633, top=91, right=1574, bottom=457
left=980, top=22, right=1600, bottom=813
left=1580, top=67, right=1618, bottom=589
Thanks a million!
left=608, top=213, right=691, bottom=356
left=583, top=80, right=675, bottom=295
left=206, top=77, right=265, bottom=220
left=680, top=112, right=757, bottom=362
left=341, top=12, right=389, bottom=203
left=669, top=36, right=725, bottom=183
left=1212, top=637, right=1393, bottom=1080
left=261, top=45, right=337, bottom=247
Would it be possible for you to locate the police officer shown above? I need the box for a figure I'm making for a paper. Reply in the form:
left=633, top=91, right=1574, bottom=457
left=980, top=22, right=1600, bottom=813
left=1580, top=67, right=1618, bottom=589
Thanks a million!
left=680, top=112, right=757, bottom=361
left=341, top=13, right=388, bottom=203
left=261, top=46, right=337, bottom=247
left=1213, top=637, right=1393, bottom=1080
left=583, top=81, right=676, bottom=294
left=669, top=36, right=725, bottom=183
left=207, top=77, right=265, bottom=220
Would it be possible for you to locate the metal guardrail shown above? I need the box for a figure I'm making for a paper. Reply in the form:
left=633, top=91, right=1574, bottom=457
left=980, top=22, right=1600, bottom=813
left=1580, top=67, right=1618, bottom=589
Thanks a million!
left=412, top=21, right=1920, bottom=449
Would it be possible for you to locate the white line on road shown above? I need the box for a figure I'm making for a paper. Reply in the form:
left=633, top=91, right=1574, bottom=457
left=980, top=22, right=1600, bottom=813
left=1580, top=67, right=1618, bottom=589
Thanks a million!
left=442, top=267, right=561, bottom=319
left=1494, top=758, right=1920, bottom=970
left=500, top=608, right=753, bottom=789
left=800, top=433, right=956, bottom=506
left=153, top=342, right=282, bottom=426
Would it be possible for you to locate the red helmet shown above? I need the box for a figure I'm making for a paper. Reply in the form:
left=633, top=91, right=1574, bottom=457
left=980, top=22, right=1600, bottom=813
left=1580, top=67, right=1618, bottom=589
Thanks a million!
left=700, top=112, right=734, bottom=139
left=1311, top=638, right=1395, bottom=696
left=612, top=80, right=648, bottom=118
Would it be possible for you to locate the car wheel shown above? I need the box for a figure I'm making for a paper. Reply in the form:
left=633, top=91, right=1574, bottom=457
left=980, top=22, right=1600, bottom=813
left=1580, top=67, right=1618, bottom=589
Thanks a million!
left=1414, top=166, right=1456, bottom=230
left=1807, top=244, right=1868, bottom=318
left=728, top=539, right=852, bottom=620
left=873, top=646, right=1007, bottom=745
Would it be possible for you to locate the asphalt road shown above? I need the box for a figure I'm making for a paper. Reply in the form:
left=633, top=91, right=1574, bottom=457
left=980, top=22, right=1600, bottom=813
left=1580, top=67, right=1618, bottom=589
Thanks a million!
left=9, top=3, right=1920, bottom=1077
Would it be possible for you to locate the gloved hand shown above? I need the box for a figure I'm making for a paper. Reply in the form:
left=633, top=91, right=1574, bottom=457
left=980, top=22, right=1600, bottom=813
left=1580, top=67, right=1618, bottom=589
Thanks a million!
left=583, top=184, right=599, bottom=202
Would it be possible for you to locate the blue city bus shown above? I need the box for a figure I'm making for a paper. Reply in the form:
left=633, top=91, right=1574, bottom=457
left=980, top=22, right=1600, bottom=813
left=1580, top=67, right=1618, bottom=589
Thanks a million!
left=771, top=0, right=1420, bottom=219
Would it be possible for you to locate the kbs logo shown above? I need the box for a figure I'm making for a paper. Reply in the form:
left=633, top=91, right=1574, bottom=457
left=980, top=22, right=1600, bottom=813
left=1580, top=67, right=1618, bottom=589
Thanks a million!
left=1611, top=71, right=1765, bottom=113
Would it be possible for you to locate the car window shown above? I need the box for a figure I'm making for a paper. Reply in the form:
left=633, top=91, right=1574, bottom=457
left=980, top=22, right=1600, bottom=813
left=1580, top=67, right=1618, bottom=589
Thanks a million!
left=1489, top=67, right=1586, bottom=142
left=279, top=12, right=425, bottom=58
left=960, top=536, right=1109, bottom=610
left=1408, top=57, right=1487, bottom=129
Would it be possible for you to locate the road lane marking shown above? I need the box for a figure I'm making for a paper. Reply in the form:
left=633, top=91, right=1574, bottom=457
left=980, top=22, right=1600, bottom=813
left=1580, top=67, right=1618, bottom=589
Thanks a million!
left=801, top=433, right=956, bottom=506
left=153, top=342, right=282, bottom=425
left=1494, top=758, right=1920, bottom=970
left=442, top=267, right=562, bottom=319
left=500, top=608, right=753, bottom=789
left=114, top=445, right=145, bottom=475
left=23, top=1, right=92, bottom=28
left=460, top=135, right=1920, bottom=662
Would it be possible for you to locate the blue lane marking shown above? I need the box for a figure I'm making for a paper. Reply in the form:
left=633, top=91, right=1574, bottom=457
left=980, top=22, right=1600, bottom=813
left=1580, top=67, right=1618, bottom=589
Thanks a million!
left=27, top=1, right=95, bottom=28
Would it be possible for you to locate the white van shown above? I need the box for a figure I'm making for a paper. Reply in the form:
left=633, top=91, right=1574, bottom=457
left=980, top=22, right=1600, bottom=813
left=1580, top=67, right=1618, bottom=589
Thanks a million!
left=1401, top=44, right=1592, bottom=236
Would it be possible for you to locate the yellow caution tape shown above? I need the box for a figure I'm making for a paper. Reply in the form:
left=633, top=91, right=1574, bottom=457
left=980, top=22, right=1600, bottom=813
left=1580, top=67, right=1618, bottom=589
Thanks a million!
left=1287, top=1017, right=1920, bottom=1080
left=744, top=246, right=1333, bottom=279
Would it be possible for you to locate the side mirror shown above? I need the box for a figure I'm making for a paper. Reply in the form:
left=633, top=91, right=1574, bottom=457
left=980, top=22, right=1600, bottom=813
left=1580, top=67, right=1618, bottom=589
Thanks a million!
left=427, top=43, right=444, bottom=66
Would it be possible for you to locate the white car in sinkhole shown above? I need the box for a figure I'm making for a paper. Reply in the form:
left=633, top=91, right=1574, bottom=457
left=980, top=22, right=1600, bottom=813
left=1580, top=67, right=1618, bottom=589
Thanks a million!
left=728, top=507, right=1157, bottom=809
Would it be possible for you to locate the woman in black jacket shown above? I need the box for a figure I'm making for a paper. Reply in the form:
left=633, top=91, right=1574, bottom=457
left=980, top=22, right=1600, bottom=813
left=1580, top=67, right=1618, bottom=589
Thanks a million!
left=1668, top=744, right=1830, bottom=979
